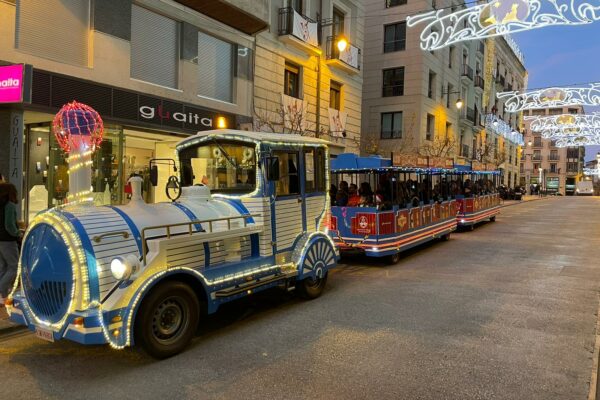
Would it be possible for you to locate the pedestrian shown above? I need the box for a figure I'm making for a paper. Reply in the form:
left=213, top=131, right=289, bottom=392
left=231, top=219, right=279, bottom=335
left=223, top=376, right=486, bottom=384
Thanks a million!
left=0, top=182, right=20, bottom=305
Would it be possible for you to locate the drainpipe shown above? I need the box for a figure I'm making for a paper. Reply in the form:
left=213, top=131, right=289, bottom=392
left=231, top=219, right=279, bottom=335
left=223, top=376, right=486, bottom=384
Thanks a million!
left=316, top=0, right=323, bottom=138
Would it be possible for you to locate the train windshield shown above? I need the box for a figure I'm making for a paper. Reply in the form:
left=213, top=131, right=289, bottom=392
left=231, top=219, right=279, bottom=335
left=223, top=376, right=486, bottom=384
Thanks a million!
left=179, top=140, right=257, bottom=194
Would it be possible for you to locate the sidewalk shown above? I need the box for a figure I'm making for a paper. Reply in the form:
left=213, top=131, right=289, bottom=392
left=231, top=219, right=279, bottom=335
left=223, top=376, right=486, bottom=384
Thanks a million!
left=501, top=194, right=551, bottom=207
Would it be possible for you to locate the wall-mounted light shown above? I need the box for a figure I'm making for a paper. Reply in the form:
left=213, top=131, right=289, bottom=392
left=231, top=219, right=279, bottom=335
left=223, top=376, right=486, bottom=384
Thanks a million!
left=455, top=98, right=463, bottom=110
left=216, top=117, right=227, bottom=129
left=336, top=36, right=348, bottom=52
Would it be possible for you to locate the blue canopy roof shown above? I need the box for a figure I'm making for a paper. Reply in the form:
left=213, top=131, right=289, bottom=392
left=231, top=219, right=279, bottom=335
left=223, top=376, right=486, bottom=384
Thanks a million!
left=330, top=153, right=391, bottom=171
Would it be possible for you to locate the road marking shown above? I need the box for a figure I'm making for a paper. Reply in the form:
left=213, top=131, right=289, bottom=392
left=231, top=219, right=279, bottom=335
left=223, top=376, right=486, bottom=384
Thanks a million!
left=588, top=293, right=600, bottom=400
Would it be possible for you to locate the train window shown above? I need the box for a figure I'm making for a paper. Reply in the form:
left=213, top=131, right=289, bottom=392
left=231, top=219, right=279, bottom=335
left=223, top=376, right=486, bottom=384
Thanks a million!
left=303, top=147, right=326, bottom=193
left=178, top=140, right=256, bottom=194
left=274, top=151, right=299, bottom=196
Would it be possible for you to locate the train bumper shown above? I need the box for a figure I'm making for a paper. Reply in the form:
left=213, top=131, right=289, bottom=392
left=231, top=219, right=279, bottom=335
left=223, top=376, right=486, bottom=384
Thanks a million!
left=7, top=293, right=126, bottom=346
left=457, top=206, right=500, bottom=226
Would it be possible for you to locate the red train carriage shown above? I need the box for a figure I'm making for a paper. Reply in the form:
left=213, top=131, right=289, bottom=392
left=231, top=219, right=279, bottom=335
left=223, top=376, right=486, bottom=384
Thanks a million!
left=453, top=167, right=502, bottom=230
left=328, top=154, right=458, bottom=264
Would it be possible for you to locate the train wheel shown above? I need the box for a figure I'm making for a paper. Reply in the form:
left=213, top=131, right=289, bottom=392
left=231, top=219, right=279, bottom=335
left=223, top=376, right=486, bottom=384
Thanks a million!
left=296, top=273, right=328, bottom=299
left=135, top=281, right=200, bottom=359
left=441, top=233, right=451, bottom=241
left=490, top=216, right=496, bottom=222
left=386, top=252, right=401, bottom=265
left=468, top=224, right=475, bottom=231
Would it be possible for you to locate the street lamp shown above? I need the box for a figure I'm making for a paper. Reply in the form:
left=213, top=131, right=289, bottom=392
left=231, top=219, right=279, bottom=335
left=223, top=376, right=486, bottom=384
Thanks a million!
left=455, top=98, right=463, bottom=110
left=336, top=36, right=348, bottom=52
left=527, top=139, right=532, bottom=146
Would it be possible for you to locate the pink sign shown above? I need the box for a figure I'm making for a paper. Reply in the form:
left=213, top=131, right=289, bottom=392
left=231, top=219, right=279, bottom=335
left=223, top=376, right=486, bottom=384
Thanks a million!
left=0, top=64, right=24, bottom=104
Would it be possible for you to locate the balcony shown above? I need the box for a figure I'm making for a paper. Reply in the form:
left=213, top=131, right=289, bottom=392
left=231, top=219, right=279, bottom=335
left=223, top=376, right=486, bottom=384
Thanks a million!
left=548, top=155, right=560, bottom=161
left=532, top=154, right=542, bottom=161
left=326, top=36, right=361, bottom=73
left=461, top=64, right=473, bottom=80
left=533, top=141, right=543, bottom=148
left=474, top=75, right=485, bottom=90
left=175, top=0, right=268, bottom=35
left=278, top=7, right=320, bottom=55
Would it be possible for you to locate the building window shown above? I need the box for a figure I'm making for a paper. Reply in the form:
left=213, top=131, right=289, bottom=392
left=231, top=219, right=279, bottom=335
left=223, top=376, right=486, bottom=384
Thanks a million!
left=333, top=7, right=345, bottom=37
left=446, top=83, right=453, bottom=108
left=568, top=108, right=580, bottom=114
left=381, top=112, right=403, bottom=139
left=384, top=22, right=406, bottom=53
left=533, top=163, right=540, bottom=171
left=274, top=151, right=299, bottom=196
left=198, top=31, right=234, bottom=102
left=15, top=0, right=90, bottom=67
left=428, top=71, right=436, bottom=99
left=550, top=150, right=558, bottom=160
left=291, top=0, right=303, bottom=12
left=548, top=108, right=563, bottom=115
left=284, top=62, right=301, bottom=98
left=448, top=46, right=455, bottom=68
left=567, top=162, right=578, bottom=172
left=532, top=109, right=546, bottom=116
left=445, top=122, right=452, bottom=138
left=426, top=114, right=435, bottom=141
left=330, top=81, right=342, bottom=110
left=386, top=0, right=407, bottom=7
left=131, top=5, right=179, bottom=88
left=550, top=163, right=557, bottom=173
left=382, top=67, right=405, bottom=97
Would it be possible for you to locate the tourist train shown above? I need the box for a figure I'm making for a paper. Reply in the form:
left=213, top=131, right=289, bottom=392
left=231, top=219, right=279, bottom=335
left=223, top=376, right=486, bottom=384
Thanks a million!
left=7, top=130, right=336, bottom=358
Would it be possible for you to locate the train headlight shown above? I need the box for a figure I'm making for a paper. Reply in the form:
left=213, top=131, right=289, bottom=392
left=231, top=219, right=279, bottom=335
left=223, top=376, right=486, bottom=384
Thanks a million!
left=110, top=255, right=139, bottom=281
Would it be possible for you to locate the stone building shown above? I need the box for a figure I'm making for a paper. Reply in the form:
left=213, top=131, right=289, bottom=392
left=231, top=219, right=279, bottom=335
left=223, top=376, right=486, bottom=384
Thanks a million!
left=253, top=0, right=364, bottom=156
left=521, top=106, right=586, bottom=195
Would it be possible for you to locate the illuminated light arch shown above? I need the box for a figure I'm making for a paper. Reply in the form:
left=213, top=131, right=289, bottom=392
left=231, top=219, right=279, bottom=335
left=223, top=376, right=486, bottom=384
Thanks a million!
left=498, top=83, right=600, bottom=112
left=407, top=0, right=600, bottom=51
left=584, top=167, right=600, bottom=176
left=485, top=114, right=524, bottom=145
left=525, top=113, right=600, bottom=132
left=553, top=134, right=600, bottom=147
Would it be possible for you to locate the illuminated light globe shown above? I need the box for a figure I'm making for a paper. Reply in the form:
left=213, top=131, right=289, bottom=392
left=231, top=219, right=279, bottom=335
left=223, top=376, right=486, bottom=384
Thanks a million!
left=52, top=101, right=104, bottom=153
left=52, top=101, right=104, bottom=204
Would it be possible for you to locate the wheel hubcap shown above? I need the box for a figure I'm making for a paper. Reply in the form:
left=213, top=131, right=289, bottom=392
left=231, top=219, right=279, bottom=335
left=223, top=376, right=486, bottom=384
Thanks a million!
left=152, top=297, right=187, bottom=344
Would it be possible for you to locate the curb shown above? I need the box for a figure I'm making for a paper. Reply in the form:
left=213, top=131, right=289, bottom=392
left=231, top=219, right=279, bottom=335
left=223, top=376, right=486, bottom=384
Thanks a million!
left=0, top=323, right=26, bottom=338
left=499, top=197, right=551, bottom=209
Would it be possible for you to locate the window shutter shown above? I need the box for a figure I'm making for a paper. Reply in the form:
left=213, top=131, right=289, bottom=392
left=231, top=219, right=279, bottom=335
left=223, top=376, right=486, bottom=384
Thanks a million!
left=15, top=0, right=89, bottom=67
left=131, top=5, right=179, bottom=89
left=198, top=31, right=233, bottom=103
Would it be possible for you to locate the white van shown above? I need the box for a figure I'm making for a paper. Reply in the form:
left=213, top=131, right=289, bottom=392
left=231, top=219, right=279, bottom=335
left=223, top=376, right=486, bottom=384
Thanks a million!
left=576, top=181, right=594, bottom=196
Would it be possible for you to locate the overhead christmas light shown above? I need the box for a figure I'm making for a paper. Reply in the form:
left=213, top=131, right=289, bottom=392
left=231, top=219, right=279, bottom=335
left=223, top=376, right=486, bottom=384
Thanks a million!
left=525, top=113, right=600, bottom=133
left=584, top=167, right=600, bottom=176
left=498, top=83, right=600, bottom=112
left=407, top=0, right=600, bottom=51
left=553, top=134, right=600, bottom=147
left=485, top=114, right=524, bottom=145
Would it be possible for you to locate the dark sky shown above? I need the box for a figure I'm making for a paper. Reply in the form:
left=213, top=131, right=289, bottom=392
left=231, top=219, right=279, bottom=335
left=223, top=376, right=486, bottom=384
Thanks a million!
left=512, top=22, right=600, bottom=161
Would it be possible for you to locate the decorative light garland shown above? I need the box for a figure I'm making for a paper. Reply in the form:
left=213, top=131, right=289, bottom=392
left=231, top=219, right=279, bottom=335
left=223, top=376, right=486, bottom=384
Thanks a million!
left=407, top=0, right=600, bottom=51
left=498, top=83, right=600, bottom=112
left=525, top=113, right=600, bottom=133
left=485, top=114, right=524, bottom=145
left=583, top=167, right=600, bottom=176
left=553, top=135, right=600, bottom=147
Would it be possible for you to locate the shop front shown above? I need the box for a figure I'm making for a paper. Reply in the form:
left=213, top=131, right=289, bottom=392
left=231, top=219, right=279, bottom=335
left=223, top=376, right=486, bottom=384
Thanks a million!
left=7, top=68, right=241, bottom=223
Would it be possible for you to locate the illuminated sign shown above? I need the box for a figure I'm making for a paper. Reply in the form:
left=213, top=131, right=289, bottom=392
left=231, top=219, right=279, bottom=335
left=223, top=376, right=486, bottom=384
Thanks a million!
left=139, top=105, right=214, bottom=127
left=0, top=64, right=24, bottom=103
left=498, top=83, right=600, bottom=112
left=407, top=0, right=600, bottom=51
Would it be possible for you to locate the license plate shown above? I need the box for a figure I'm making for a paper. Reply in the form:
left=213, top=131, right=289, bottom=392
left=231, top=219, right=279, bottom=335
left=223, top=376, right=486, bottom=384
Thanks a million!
left=35, top=327, right=55, bottom=342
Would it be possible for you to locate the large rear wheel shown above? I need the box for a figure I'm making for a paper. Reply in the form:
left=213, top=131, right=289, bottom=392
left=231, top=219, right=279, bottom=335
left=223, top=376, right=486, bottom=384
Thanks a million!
left=386, top=252, right=401, bottom=265
left=135, top=281, right=200, bottom=359
left=490, top=216, right=496, bottom=222
left=296, top=273, right=328, bottom=299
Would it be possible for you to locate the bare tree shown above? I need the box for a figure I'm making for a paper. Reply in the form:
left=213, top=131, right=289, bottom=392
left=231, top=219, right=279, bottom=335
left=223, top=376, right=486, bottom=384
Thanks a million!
left=418, top=134, right=457, bottom=158
left=361, top=112, right=418, bottom=156
left=253, top=99, right=315, bottom=136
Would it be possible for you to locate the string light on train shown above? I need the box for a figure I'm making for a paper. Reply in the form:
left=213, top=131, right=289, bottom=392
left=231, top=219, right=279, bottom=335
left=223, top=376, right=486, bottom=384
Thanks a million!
left=485, top=114, right=524, bottom=145
left=497, top=83, right=600, bottom=112
left=406, top=0, right=600, bottom=52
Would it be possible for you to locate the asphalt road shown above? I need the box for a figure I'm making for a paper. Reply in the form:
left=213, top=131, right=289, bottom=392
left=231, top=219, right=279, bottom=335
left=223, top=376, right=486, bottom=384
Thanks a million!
left=1, top=197, right=600, bottom=400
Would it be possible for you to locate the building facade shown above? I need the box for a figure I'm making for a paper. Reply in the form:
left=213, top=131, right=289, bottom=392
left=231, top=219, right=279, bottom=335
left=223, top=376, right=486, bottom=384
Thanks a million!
left=520, top=106, right=586, bottom=195
left=361, top=0, right=526, bottom=188
left=253, top=0, right=364, bottom=155
left=0, top=0, right=269, bottom=221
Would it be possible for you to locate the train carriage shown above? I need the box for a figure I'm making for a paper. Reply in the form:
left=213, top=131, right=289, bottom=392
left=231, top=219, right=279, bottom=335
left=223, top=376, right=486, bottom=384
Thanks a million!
left=454, top=168, right=502, bottom=230
left=7, top=129, right=337, bottom=358
left=328, top=154, right=458, bottom=264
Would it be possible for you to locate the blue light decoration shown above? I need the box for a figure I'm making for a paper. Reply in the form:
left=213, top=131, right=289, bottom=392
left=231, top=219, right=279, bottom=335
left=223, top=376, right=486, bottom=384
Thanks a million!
left=407, top=0, right=600, bottom=51
left=485, top=114, right=524, bottom=145
left=498, top=83, right=600, bottom=112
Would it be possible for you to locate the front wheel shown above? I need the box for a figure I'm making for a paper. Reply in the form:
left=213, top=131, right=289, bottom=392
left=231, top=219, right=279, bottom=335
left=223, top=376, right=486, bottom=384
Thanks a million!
left=296, top=273, right=328, bottom=299
left=386, top=252, right=401, bottom=265
left=441, top=233, right=451, bottom=241
left=489, top=216, right=496, bottom=222
left=135, top=281, right=200, bottom=359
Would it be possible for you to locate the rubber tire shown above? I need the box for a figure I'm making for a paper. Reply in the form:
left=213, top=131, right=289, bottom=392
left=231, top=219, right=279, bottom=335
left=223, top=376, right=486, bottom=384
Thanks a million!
left=468, top=224, right=475, bottom=231
left=135, top=281, right=200, bottom=359
left=296, top=273, right=328, bottom=300
left=386, top=252, right=401, bottom=265
left=490, top=216, right=496, bottom=222
left=441, top=233, right=451, bottom=241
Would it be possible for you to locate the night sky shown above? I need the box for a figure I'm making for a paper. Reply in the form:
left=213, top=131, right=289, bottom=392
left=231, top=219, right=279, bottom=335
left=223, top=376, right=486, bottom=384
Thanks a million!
left=512, top=22, right=600, bottom=161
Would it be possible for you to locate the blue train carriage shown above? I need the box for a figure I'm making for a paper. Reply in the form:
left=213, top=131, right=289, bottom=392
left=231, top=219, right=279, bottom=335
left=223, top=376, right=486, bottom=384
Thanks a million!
left=454, top=163, right=502, bottom=231
left=328, top=153, right=458, bottom=264
left=7, top=129, right=337, bottom=358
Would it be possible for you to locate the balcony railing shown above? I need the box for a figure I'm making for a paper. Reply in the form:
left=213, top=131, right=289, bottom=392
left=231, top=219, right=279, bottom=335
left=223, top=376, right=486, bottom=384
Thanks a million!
left=533, top=141, right=543, bottom=148
left=278, top=7, right=319, bottom=52
left=548, top=155, right=560, bottom=160
left=326, top=35, right=361, bottom=71
left=461, top=64, right=473, bottom=80
left=532, top=154, right=542, bottom=161
left=474, top=75, right=485, bottom=89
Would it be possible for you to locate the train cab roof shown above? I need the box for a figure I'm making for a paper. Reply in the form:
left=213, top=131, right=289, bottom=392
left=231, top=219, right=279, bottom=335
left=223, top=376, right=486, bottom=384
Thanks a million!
left=177, top=129, right=330, bottom=151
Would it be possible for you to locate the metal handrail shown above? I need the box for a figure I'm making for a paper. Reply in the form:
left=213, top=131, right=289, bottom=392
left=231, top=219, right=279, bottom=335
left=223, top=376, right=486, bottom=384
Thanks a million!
left=141, top=213, right=260, bottom=264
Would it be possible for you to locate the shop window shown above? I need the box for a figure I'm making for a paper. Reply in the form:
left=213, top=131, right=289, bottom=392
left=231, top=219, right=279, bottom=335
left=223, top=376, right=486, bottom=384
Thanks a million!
left=131, top=5, right=179, bottom=89
left=304, top=148, right=326, bottom=193
left=330, top=81, right=342, bottom=110
left=381, top=112, right=403, bottom=139
left=275, top=151, right=299, bottom=196
left=284, top=62, right=301, bottom=98
left=15, top=0, right=90, bottom=66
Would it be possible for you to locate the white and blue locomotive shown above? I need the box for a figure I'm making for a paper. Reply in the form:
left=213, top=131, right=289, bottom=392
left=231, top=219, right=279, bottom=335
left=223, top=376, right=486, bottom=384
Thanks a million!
left=7, top=130, right=337, bottom=358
